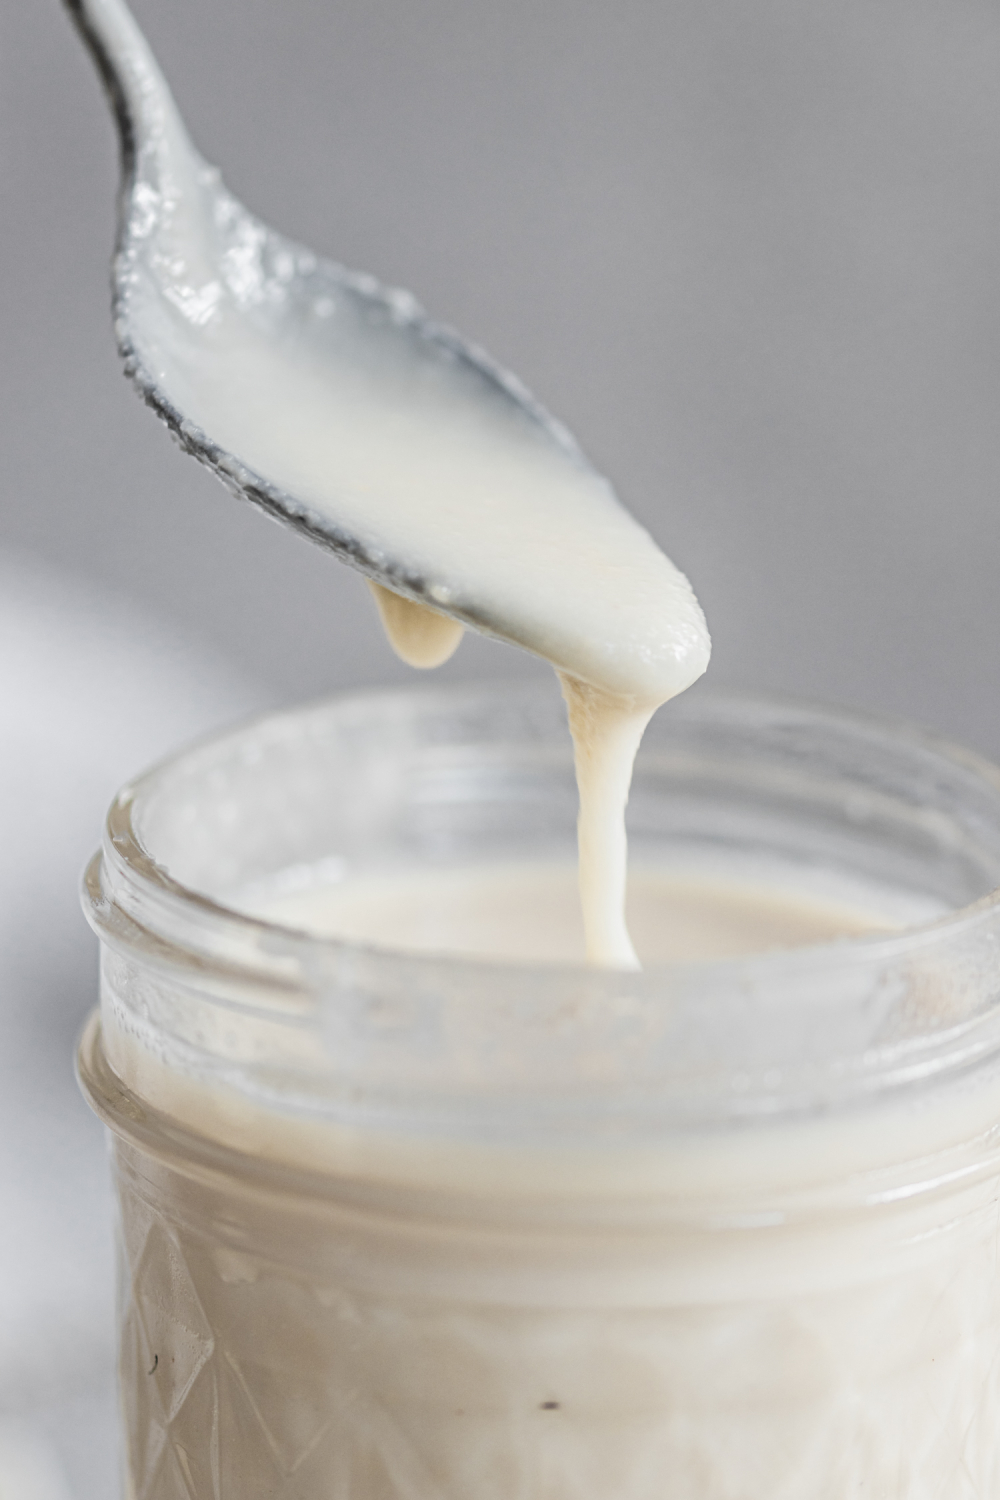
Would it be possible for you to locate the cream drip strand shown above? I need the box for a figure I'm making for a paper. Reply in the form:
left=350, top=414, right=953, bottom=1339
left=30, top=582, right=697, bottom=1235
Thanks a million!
left=368, top=581, right=464, bottom=668
left=559, top=675, right=656, bottom=970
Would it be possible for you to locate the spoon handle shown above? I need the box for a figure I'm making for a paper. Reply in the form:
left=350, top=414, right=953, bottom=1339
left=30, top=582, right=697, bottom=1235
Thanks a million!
left=64, top=0, right=197, bottom=182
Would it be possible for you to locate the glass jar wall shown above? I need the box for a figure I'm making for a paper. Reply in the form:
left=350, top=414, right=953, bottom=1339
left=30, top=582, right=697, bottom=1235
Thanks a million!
left=79, top=685, right=1000, bottom=1498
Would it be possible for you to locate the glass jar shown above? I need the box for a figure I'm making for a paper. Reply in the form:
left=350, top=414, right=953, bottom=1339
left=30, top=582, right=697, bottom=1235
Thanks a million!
left=78, top=684, right=1000, bottom=1499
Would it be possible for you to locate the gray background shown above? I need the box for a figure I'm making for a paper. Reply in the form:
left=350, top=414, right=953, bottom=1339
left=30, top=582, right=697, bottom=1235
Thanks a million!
left=7, top=0, right=1000, bottom=740
left=3, top=1, right=1000, bottom=1495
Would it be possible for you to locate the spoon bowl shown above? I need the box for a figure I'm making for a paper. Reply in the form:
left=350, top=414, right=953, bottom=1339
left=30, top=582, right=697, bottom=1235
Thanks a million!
left=64, top=0, right=589, bottom=618
left=65, top=0, right=709, bottom=702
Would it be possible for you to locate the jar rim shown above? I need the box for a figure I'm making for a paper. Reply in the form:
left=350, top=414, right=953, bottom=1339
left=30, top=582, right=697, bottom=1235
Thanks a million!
left=82, top=682, right=1000, bottom=1127
left=88, top=680, right=1000, bottom=983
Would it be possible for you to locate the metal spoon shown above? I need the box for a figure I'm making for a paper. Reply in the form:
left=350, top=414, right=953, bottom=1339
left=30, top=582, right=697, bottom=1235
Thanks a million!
left=64, top=0, right=709, bottom=701
left=64, top=1, right=574, bottom=609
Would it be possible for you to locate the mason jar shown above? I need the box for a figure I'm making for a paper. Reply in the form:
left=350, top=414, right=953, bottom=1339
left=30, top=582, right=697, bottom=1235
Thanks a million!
left=78, top=683, right=1000, bottom=1499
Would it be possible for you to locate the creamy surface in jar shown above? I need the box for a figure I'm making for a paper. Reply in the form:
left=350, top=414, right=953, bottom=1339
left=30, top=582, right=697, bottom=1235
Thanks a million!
left=237, top=860, right=898, bottom=966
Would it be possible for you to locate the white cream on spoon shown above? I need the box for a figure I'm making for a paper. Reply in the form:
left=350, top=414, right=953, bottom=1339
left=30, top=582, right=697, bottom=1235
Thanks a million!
left=67, top=0, right=710, bottom=967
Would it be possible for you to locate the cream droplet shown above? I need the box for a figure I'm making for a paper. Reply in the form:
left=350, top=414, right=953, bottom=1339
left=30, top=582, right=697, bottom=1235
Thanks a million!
left=369, top=581, right=464, bottom=669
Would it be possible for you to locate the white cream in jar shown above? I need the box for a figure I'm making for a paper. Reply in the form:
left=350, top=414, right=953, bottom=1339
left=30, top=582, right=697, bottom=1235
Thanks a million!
left=80, top=687, right=1000, bottom=1498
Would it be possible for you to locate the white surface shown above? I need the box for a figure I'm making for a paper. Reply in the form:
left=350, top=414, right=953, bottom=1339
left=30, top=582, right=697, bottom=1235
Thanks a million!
left=0, top=547, right=263, bottom=1497
left=0, top=1419, right=73, bottom=1500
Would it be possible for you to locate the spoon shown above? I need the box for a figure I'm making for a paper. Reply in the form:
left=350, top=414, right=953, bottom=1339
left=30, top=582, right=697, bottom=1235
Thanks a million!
left=64, top=0, right=708, bottom=704
left=64, top=0, right=711, bottom=969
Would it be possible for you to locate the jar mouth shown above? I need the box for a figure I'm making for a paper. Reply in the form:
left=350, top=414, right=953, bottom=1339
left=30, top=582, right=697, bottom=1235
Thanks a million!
left=83, top=682, right=1000, bottom=1127
left=90, top=835, right=1000, bottom=995
left=90, top=681, right=1000, bottom=978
